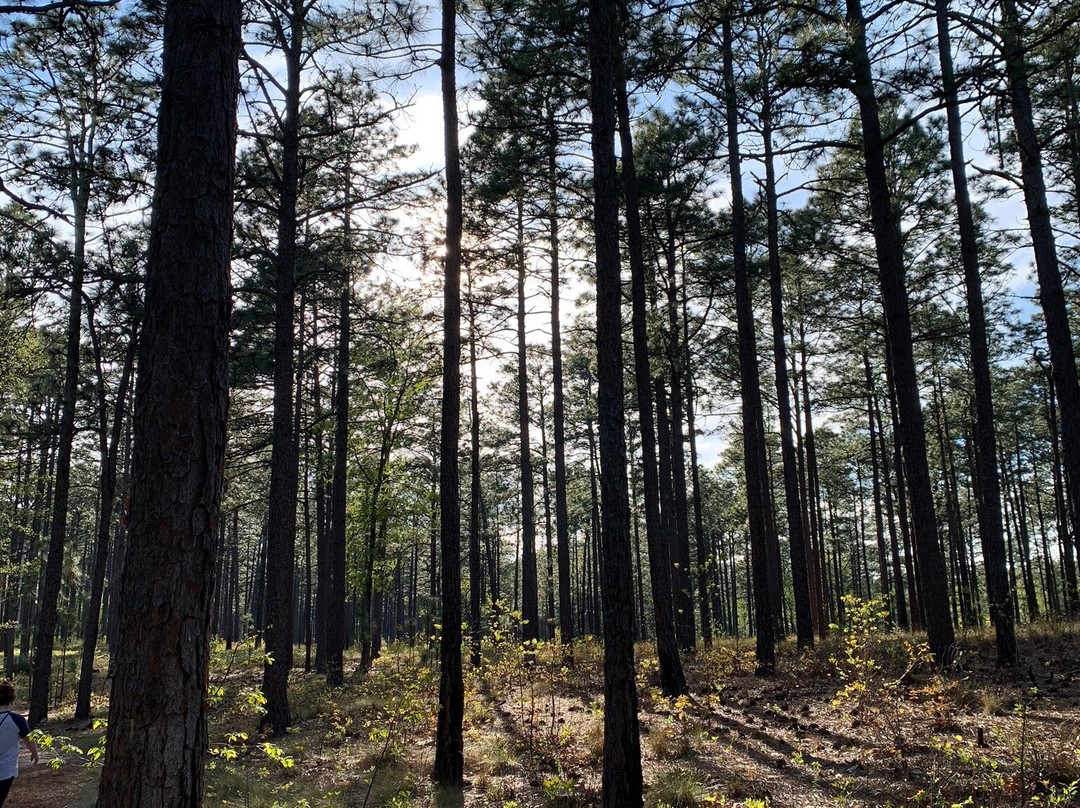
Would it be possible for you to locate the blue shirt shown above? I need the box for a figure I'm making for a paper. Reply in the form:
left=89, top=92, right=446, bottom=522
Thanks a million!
left=0, top=711, right=29, bottom=780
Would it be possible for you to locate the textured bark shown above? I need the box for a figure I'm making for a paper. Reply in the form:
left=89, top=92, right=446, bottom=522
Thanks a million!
left=723, top=10, right=774, bottom=673
left=432, top=0, right=464, bottom=782
left=590, top=0, right=644, bottom=800
left=260, top=4, right=304, bottom=735
left=96, top=0, right=239, bottom=803
left=845, top=0, right=954, bottom=660
left=615, top=58, right=685, bottom=695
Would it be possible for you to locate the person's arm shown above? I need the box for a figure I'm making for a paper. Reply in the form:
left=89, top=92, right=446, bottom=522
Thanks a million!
left=20, top=734, right=38, bottom=764
left=12, top=714, right=37, bottom=764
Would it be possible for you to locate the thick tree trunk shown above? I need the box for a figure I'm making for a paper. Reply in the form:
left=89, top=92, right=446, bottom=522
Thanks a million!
left=845, top=0, right=954, bottom=660
left=590, top=0, right=643, bottom=800
left=433, top=0, right=464, bottom=782
left=96, top=1, right=239, bottom=803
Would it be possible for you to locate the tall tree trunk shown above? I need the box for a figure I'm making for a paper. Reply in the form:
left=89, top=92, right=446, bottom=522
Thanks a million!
left=96, top=1, right=239, bottom=802
left=846, top=0, right=954, bottom=660
left=433, top=0, right=464, bottom=782
left=591, top=0, right=643, bottom=801
left=763, top=93, right=814, bottom=649
left=934, top=0, right=1016, bottom=662
left=262, top=8, right=304, bottom=735
left=723, top=10, right=775, bottom=673
left=516, top=197, right=540, bottom=653
left=615, top=49, right=685, bottom=695
left=1000, top=0, right=1080, bottom=627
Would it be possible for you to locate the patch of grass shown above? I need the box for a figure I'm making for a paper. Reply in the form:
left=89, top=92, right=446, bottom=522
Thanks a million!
left=646, top=722, right=695, bottom=761
left=645, top=766, right=704, bottom=808
left=347, top=757, right=418, bottom=808
left=479, top=735, right=520, bottom=776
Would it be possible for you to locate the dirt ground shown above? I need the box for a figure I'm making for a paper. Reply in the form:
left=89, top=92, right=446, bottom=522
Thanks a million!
left=13, top=735, right=98, bottom=808
left=13, top=622, right=1080, bottom=808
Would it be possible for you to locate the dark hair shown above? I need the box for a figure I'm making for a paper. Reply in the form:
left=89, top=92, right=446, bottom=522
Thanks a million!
left=0, top=682, right=12, bottom=706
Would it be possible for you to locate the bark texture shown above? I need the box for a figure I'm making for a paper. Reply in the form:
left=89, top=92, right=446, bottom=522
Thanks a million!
left=591, top=0, right=643, bottom=804
left=96, top=0, right=240, bottom=803
left=433, top=0, right=464, bottom=783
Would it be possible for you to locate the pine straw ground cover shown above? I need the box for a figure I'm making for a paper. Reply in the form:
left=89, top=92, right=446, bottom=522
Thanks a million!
left=21, top=612, right=1080, bottom=808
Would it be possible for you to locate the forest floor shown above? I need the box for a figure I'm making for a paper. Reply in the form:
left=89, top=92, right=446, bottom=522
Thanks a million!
left=14, top=615, right=1080, bottom=808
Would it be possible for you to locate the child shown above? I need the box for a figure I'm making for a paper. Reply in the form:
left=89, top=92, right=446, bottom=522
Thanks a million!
left=0, top=681, right=38, bottom=806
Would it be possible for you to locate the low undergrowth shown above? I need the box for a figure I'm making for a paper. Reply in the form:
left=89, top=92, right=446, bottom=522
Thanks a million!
left=15, top=610, right=1080, bottom=807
